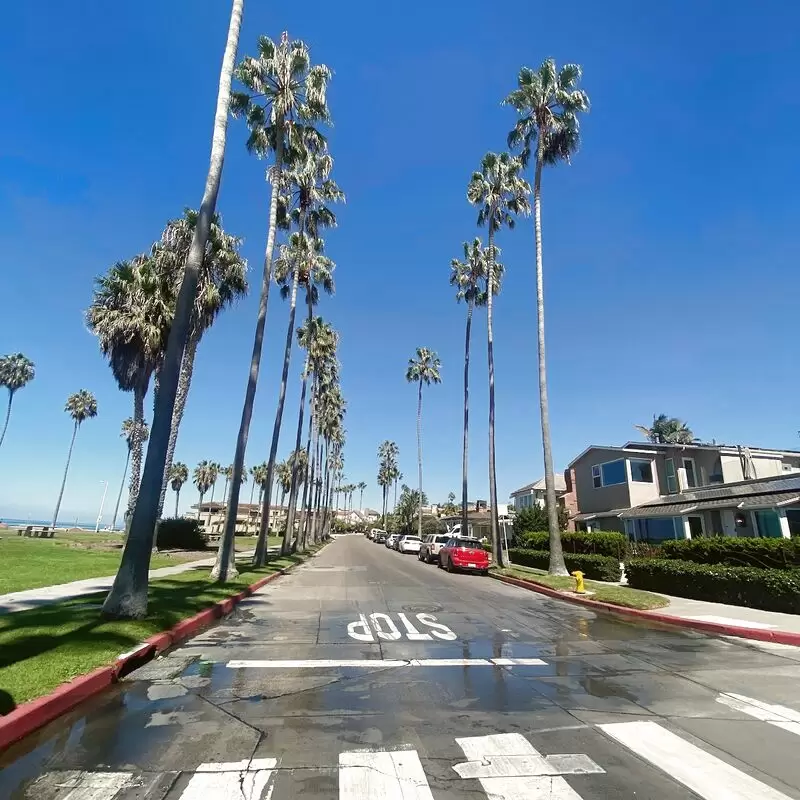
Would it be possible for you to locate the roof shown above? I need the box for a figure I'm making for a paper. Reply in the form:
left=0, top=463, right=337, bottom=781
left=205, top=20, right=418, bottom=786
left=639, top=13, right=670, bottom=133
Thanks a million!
left=510, top=475, right=567, bottom=496
left=573, top=508, right=629, bottom=522
left=567, top=445, right=657, bottom=468
left=620, top=474, right=800, bottom=518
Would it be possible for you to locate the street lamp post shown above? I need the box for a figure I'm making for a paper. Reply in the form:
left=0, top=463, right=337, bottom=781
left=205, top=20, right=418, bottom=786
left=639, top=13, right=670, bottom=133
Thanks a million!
left=95, top=481, right=109, bottom=533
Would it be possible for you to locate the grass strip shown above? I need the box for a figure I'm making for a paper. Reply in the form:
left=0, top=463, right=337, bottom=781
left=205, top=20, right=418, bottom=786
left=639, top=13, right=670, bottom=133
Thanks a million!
left=0, top=546, right=321, bottom=711
left=494, top=565, right=670, bottom=610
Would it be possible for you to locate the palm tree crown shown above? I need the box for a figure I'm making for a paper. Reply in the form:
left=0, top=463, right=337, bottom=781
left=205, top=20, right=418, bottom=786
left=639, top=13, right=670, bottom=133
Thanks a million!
left=504, top=59, right=590, bottom=170
left=170, top=462, right=189, bottom=492
left=467, top=152, right=531, bottom=238
left=450, top=238, right=504, bottom=306
left=635, top=414, right=695, bottom=445
left=66, top=390, right=98, bottom=426
left=406, top=348, right=442, bottom=386
left=0, top=353, right=35, bottom=449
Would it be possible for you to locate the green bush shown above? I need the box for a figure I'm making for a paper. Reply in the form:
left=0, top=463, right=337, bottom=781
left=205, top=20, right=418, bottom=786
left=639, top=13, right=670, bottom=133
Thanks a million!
left=513, top=504, right=569, bottom=536
left=660, top=537, right=800, bottom=570
left=508, top=548, right=622, bottom=582
left=156, top=518, right=206, bottom=551
left=517, top=531, right=627, bottom=559
left=626, top=558, right=800, bottom=614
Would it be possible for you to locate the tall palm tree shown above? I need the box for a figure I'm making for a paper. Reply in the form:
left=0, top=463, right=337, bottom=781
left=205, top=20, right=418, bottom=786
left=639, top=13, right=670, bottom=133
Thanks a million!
left=103, top=0, right=244, bottom=618
left=206, top=461, right=221, bottom=528
left=394, top=471, right=403, bottom=512
left=504, top=59, right=589, bottom=575
left=377, top=441, right=398, bottom=528
left=405, top=349, right=441, bottom=539
left=220, top=464, right=234, bottom=503
left=635, top=414, right=695, bottom=444
left=154, top=209, right=248, bottom=518
left=217, top=32, right=332, bottom=581
left=467, top=152, right=530, bottom=569
left=52, top=390, right=98, bottom=529
left=193, top=460, right=214, bottom=521
left=0, top=353, right=35, bottom=450
left=358, top=481, right=367, bottom=510
left=450, top=238, right=504, bottom=538
left=169, top=462, right=189, bottom=518
left=112, top=418, right=149, bottom=531
left=87, top=255, right=172, bottom=522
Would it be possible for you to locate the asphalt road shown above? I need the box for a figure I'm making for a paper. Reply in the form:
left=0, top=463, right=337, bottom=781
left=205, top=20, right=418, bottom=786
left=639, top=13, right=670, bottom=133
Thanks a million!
left=4, top=534, right=800, bottom=799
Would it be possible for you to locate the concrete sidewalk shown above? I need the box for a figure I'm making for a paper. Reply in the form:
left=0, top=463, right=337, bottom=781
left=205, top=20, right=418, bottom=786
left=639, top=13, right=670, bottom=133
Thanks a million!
left=0, top=550, right=260, bottom=615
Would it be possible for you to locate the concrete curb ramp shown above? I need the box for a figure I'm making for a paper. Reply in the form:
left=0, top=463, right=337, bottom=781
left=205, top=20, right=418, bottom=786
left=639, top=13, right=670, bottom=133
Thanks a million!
left=491, top=572, right=800, bottom=646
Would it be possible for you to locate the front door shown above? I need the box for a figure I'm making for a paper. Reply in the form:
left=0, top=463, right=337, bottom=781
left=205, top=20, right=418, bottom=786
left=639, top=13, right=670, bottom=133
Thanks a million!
left=687, top=515, right=704, bottom=538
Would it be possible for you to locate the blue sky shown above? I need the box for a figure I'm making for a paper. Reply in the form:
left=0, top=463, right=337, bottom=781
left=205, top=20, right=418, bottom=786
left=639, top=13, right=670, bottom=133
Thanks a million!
left=1, top=0, right=798, bottom=522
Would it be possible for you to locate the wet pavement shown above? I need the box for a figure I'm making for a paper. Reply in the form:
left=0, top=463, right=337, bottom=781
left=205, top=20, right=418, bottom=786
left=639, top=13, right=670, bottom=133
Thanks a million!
left=4, top=534, right=800, bottom=798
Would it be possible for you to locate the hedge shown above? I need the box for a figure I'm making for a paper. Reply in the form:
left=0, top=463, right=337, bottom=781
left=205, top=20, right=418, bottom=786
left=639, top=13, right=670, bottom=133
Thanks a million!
left=156, top=518, right=206, bottom=551
left=626, top=558, right=800, bottom=614
left=508, top=548, right=622, bottom=582
left=659, top=537, right=800, bottom=570
left=517, top=531, right=627, bottom=559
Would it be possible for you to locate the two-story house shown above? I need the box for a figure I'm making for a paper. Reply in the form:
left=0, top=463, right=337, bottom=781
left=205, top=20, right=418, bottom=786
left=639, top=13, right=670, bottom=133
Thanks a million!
left=569, top=442, right=800, bottom=541
left=509, top=475, right=568, bottom=511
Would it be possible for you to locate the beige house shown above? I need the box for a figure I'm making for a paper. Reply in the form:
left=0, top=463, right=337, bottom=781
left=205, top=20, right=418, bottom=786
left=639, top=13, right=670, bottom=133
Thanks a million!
left=568, top=441, right=800, bottom=540
left=509, top=475, right=568, bottom=512
left=191, top=502, right=287, bottom=534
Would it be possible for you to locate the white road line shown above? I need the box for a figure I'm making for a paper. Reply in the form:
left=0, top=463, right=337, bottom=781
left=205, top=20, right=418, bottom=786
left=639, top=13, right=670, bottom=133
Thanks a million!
left=686, top=614, right=776, bottom=630
left=716, top=693, right=800, bottom=736
left=226, top=658, right=547, bottom=669
left=454, top=732, right=602, bottom=799
left=599, top=720, right=793, bottom=799
left=179, top=758, right=277, bottom=800
left=339, top=749, right=434, bottom=799
left=31, top=770, right=133, bottom=800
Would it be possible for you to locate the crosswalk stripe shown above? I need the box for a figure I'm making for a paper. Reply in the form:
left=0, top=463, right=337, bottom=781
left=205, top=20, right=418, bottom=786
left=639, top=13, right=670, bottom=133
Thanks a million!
left=178, top=758, right=277, bottom=800
left=339, top=749, right=434, bottom=799
left=225, top=657, right=547, bottom=669
left=454, top=732, right=599, bottom=799
left=34, top=770, right=133, bottom=800
left=599, top=720, right=794, bottom=799
left=716, top=693, right=800, bottom=737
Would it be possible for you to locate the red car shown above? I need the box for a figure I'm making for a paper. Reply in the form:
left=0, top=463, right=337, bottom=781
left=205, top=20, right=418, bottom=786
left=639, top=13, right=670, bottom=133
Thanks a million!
left=438, top=537, right=490, bottom=575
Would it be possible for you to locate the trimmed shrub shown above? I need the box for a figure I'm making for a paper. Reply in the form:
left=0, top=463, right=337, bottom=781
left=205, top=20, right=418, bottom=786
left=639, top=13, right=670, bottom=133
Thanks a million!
left=508, top=548, right=622, bottom=582
left=626, top=558, right=800, bottom=614
left=517, top=531, right=627, bottom=559
left=513, top=505, right=570, bottom=536
left=156, top=518, right=206, bottom=551
left=660, top=537, right=800, bottom=570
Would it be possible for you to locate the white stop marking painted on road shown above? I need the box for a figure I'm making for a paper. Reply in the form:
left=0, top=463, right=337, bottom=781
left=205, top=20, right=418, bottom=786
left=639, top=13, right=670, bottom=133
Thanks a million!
left=347, top=612, right=457, bottom=642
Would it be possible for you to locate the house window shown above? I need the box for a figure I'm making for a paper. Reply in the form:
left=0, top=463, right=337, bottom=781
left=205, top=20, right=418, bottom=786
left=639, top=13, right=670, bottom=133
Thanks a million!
left=683, top=458, right=697, bottom=489
left=665, top=458, right=678, bottom=494
left=592, top=459, right=626, bottom=488
left=629, top=459, right=654, bottom=483
left=787, top=509, right=800, bottom=537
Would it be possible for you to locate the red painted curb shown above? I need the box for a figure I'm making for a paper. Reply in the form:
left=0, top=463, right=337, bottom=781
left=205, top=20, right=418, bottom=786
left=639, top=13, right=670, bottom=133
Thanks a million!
left=491, top=573, right=800, bottom=646
left=0, top=545, right=329, bottom=752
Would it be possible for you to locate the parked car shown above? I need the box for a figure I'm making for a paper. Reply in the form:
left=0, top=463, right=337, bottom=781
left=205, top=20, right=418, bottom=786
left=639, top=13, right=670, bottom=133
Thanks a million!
left=392, top=534, right=408, bottom=551
left=370, top=528, right=386, bottom=541
left=374, top=531, right=387, bottom=544
left=438, top=537, right=490, bottom=575
left=418, top=533, right=452, bottom=564
left=385, top=533, right=400, bottom=549
left=399, top=535, right=422, bottom=554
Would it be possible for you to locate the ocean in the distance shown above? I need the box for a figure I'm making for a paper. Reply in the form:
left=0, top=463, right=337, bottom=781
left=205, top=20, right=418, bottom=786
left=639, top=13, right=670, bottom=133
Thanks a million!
left=0, top=517, right=119, bottom=531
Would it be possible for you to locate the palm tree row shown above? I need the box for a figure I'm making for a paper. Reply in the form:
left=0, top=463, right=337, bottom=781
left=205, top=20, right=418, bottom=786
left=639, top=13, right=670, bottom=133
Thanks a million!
left=377, top=441, right=399, bottom=529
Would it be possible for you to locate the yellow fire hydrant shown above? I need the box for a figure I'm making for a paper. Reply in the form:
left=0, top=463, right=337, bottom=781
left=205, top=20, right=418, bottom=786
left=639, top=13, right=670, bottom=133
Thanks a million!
left=571, top=570, right=586, bottom=594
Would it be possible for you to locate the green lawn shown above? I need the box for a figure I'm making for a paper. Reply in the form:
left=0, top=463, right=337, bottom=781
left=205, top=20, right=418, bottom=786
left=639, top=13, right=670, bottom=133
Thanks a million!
left=0, top=548, right=321, bottom=710
left=494, top=565, right=669, bottom=610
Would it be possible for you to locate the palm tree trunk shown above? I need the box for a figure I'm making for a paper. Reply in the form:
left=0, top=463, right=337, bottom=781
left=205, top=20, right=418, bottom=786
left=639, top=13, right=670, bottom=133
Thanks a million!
left=207, top=480, right=216, bottom=528
left=174, top=486, right=181, bottom=518
left=487, top=233, right=505, bottom=568
left=157, top=334, right=198, bottom=519
left=52, top=422, right=79, bottom=529
left=394, top=478, right=398, bottom=511
left=215, top=128, right=285, bottom=581
left=416, top=379, right=424, bottom=539
left=295, top=419, right=314, bottom=553
left=461, top=299, right=473, bottom=537
left=126, top=384, right=147, bottom=522
left=255, top=250, right=301, bottom=566
left=103, top=0, right=244, bottom=618
left=111, top=447, right=131, bottom=531
left=0, top=390, right=15, bottom=450
left=247, top=479, right=255, bottom=532
left=533, top=158, right=567, bottom=575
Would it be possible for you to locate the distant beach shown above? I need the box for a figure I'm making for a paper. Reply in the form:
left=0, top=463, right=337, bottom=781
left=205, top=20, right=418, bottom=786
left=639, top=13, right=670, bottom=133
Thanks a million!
left=0, top=517, right=119, bottom=531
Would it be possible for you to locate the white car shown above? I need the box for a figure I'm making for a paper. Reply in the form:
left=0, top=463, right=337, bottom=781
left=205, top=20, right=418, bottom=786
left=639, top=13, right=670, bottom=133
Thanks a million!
left=399, top=535, right=422, bottom=554
left=385, top=533, right=400, bottom=549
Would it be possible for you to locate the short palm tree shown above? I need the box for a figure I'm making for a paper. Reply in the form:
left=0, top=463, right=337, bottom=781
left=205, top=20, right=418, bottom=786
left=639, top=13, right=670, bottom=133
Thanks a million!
left=467, top=152, right=530, bottom=568
left=205, top=461, right=221, bottom=528
left=220, top=32, right=332, bottom=579
left=103, top=0, right=244, bottom=618
left=635, top=414, right=695, bottom=444
left=52, top=390, right=98, bottom=529
left=112, top=418, right=149, bottom=531
left=0, top=353, right=35, bottom=450
left=358, top=481, right=367, bottom=510
left=504, top=59, right=589, bottom=576
left=450, top=239, right=504, bottom=537
left=169, top=461, right=189, bottom=518
left=193, top=460, right=214, bottom=520
left=405, top=348, right=441, bottom=538
left=154, top=209, right=248, bottom=519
